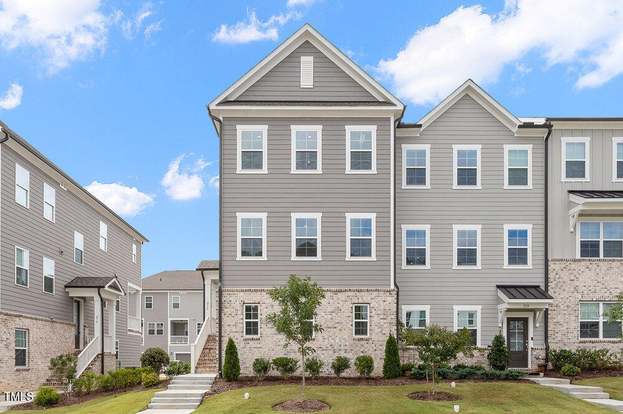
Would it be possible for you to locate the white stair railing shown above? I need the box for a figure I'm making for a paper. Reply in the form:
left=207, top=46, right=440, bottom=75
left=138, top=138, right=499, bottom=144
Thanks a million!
left=76, top=336, right=99, bottom=378
left=190, top=317, right=214, bottom=374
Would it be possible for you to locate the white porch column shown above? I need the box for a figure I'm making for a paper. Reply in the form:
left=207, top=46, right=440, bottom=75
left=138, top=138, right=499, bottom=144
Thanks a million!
left=108, top=300, right=116, bottom=352
left=94, top=295, right=102, bottom=352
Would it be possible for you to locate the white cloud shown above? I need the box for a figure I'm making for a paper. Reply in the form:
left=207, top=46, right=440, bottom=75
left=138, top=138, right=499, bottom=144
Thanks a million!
left=85, top=181, right=154, bottom=217
left=119, top=2, right=161, bottom=40
left=377, top=0, right=623, bottom=106
left=143, top=20, right=162, bottom=40
left=212, top=10, right=300, bottom=44
left=0, top=82, right=22, bottom=110
left=287, top=0, right=317, bottom=7
left=161, top=154, right=209, bottom=201
left=208, top=176, right=219, bottom=191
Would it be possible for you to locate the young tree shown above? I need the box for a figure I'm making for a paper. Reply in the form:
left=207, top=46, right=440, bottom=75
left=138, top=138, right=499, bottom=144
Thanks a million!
left=606, top=293, right=623, bottom=338
left=402, top=325, right=473, bottom=396
left=382, top=334, right=402, bottom=379
left=266, top=275, right=325, bottom=399
left=488, top=333, right=509, bottom=370
left=223, top=338, right=241, bottom=381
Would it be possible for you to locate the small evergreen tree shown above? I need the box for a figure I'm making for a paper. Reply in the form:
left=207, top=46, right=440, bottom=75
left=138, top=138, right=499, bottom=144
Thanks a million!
left=488, top=334, right=509, bottom=370
left=141, top=347, right=170, bottom=374
left=223, top=338, right=240, bottom=381
left=382, top=334, right=401, bottom=379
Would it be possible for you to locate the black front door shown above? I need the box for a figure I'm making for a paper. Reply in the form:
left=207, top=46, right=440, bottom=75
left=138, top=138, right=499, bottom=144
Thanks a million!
left=507, top=317, right=529, bottom=368
left=73, top=300, right=82, bottom=350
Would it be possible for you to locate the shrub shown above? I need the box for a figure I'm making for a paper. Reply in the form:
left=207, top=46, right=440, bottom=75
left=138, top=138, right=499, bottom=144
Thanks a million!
left=34, top=387, right=60, bottom=407
left=549, top=349, right=576, bottom=371
left=73, top=371, right=99, bottom=395
left=410, top=365, right=523, bottom=381
left=305, top=357, right=323, bottom=378
left=252, top=358, right=272, bottom=380
left=383, top=334, right=401, bottom=379
left=401, top=363, right=415, bottom=377
left=488, top=334, right=509, bottom=370
left=49, top=354, right=77, bottom=391
left=331, top=356, right=350, bottom=377
left=354, top=355, right=374, bottom=377
left=223, top=338, right=241, bottom=381
left=561, top=364, right=581, bottom=381
left=165, top=360, right=191, bottom=376
left=272, top=357, right=299, bottom=378
left=98, top=373, right=114, bottom=392
left=141, top=348, right=170, bottom=374
left=549, top=348, right=622, bottom=372
left=142, top=371, right=160, bottom=387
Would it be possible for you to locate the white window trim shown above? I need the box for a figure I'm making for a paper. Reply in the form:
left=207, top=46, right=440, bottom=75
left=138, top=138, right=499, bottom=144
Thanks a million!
left=579, top=302, right=623, bottom=341
left=243, top=303, right=260, bottom=338
left=612, top=137, right=623, bottom=182
left=74, top=231, right=84, bottom=265
left=42, top=256, right=55, bottom=295
left=352, top=303, right=370, bottom=337
left=115, top=298, right=121, bottom=312
left=561, top=137, right=590, bottom=182
left=452, top=224, right=481, bottom=269
left=291, top=212, right=322, bottom=260
left=452, top=144, right=481, bottom=189
left=132, top=243, right=137, bottom=264
left=144, top=296, right=153, bottom=309
left=402, top=144, right=430, bottom=189
left=401, top=305, right=430, bottom=330
left=300, top=56, right=313, bottom=88
left=99, top=221, right=108, bottom=252
left=236, top=212, right=267, bottom=261
left=15, top=246, right=29, bottom=288
left=196, top=322, right=203, bottom=335
left=401, top=224, right=431, bottom=269
left=576, top=219, right=623, bottom=259
left=345, top=213, right=376, bottom=261
left=14, top=328, right=28, bottom=368
left=503, top=224, right=533, bottom=269
left=290, top=125, right=322, bottom=174
left=236, top=125, right=268, bottom=174
left=171, top=295, right=181, bottom=309
left=43, top=182, right=56, bottom=222
left=504, top=144, right=533, bottom=189
left=453, top=305, right=482, bottom=347
left=345, top=125, right=377, bottom=174
left=147, top=322, right=164, bottom=336
left=15, top=163, right=30, bottom=209
left=168, top=318, right=189, bottom=345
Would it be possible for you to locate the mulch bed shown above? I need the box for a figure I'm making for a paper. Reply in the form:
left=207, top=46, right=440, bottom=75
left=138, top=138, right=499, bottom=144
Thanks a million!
left=273, top=399, right=330, bottom=412
left=408, top=391, right=461, bottom=401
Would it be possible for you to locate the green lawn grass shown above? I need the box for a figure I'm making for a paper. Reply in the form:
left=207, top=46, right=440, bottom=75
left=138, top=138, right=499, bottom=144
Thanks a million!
left=578, top=377, right=623, bottom=401
left=195, top=383, right=613, bottom=414
left=17, top=389, right=157, bottom=414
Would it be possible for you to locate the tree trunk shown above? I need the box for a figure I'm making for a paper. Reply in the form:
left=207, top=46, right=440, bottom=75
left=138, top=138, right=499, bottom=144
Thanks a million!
left=300, top=348, right=306, bottom=400
left=431, top=363, right=436, bottom=396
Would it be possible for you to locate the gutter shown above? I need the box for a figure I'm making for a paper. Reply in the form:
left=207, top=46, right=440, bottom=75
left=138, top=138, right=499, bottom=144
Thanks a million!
left=543, top=122, right=553, bottom=372
left=97, top=288, right=105, bottom=375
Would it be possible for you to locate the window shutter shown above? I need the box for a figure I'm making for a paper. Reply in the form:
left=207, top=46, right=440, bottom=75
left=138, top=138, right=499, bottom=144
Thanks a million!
left=300, top=56, right=313, bottom=88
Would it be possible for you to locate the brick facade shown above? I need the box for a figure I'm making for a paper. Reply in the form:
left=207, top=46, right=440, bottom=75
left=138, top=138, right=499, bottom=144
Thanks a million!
left=549, top=259, right=623, bottom=351
left=221, top=288, right=397, bottom=377
left=0, top=312, right=74, bottom=392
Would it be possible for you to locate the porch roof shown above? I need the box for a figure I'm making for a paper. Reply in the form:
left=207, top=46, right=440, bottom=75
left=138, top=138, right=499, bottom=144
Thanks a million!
left=65, top=276, right=125, bottom=296
left=497, top=285, right=553, bottom=302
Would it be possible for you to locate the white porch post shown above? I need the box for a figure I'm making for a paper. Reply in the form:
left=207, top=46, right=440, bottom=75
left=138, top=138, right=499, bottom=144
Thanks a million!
left=94, top=295, right=102, bottom=352
left=109, top=300, right=116, bottom=352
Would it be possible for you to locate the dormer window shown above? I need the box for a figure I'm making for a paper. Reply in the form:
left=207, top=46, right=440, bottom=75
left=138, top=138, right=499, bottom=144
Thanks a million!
left=300, top=56, right=313, bottom=88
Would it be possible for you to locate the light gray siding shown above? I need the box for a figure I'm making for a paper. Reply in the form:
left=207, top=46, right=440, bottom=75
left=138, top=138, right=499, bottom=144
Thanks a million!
left=1, top=145, right=143, bottom=367
left=221, top=117, right=392, bottom=289
left=548, top=127, right=623, bottom=258
left=141, top=292, right=169, bottom=352
left=396, top=95, right=546, bottom=347
left=234, top=41, right=378, bottom=102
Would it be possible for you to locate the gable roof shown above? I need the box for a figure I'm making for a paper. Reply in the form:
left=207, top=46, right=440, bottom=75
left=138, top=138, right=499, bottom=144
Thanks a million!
left=209, top=24, right=403, bottom=111
left=142, top=270, right=204, bottom=290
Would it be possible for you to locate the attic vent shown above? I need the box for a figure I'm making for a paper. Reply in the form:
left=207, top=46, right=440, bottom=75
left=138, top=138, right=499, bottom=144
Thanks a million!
left=300, top=56, right=313, bottom=88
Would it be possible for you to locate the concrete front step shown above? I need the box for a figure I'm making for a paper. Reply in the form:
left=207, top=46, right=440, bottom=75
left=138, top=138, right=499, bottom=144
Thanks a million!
left=155, top=390, right=206, bottom=398
left=585, top=399, right=623, bottom=412
left=151, top=397, right=203, bottom=404
left=569, top=392, right=611, bottom=400
left=139, top=410, right=194, bottom=414
left=148, top=403, right=198, bottom=409
left=528, top=377, right=570, bottom=386
left=167, top=384, right=211, bottom=390
left=171, top=377, right=214, bottom=383
left=171, top=379, right=213, bottom=386
left=545, top=384, right=604, bottom=394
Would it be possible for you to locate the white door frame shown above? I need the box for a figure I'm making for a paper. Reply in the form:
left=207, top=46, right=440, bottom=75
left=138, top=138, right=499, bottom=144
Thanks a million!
left=502, top=311, right=534, bottom=369
left=73, top=298, right=85, bottom=349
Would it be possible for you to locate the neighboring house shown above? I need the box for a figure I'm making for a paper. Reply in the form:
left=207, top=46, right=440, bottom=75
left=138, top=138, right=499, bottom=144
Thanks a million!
left=0, top=121, right=147, bottom=392
left=205, top=24, right=622, bottom=376
left=141, top=260, right=218, bottom=365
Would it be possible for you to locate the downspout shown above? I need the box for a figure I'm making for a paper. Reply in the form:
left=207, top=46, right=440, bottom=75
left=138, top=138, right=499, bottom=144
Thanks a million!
left=393, top=107, right=406, bottom=339
left=543, top=123, right=552, bottom=371
left=97, top=288, right=105, bottom=375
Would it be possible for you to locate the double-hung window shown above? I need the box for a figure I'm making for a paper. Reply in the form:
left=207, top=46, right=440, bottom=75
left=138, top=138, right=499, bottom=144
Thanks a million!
left=43, top=183, right=56, bottom=222
left=504, top=145, right=532, bottom=188
left=15, top=246, right=29, bottom=287
left=579, top=302, right=622, bottom=340
left=172, top=295, right=181, bottom=309
left=353, top=304, right=369, bottom=337
left=579, top=221, right=623, bottom=258
left=148, top=322, right=164, bottom=336
left=145, top=296, right=153, bottom=309
left=156, top=322, right=164, bottom=335
left=132, top=243, right=137, bottom=263
left=43, top=257, right=55, bottom=294
left=74, top=231, right=84, bottom=264
left=15, top=329, right=28, bottom=367
left=453, top=225, right=481, bottom=269
left=613, top=138, right=623, bottom=182
left=562, top=137, right=590, bottom=181
left=346, top=126, right=376, bottom=173
left=237, top=125, right=267, bottom=173
left=504, top=224, right=532, bottom=268
left=402, top=225, right=430, bottom=268
left=454, top=306, right=481, bottom=346
left=244, top=304, right=260, bottom=337
left=237, top=213, right=267, bottom=260
left=99, top=221, right=108, bottom=251
left=346, top=213, right=376, bottom=260
left=402, top=144, right=430, bottom=188
left=291, top=213, right=321, bottom=260
left=453, top=145, right=481, bottom=188
left=402, top=305, right=429, bottom=330
left=15, top=163, right=30, bottom=208
left=291, top=125, right=322, bottom=173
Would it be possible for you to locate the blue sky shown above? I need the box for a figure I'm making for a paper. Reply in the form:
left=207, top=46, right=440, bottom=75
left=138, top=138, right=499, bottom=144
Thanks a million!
left=0, top=0, right=622, bottom=276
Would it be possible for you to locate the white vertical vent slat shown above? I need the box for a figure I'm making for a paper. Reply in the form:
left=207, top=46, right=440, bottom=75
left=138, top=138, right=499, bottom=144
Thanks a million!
left=300, top=56, right=313, bottom=88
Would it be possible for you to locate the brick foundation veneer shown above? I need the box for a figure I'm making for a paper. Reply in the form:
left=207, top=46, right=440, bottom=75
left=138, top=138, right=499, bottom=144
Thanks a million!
left=221, top=288, right=397, bottom=377
left=549, top=259, right=623, bottom=351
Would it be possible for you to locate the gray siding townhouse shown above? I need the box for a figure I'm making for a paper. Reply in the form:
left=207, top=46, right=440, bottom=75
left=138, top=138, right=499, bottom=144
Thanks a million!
left=141, top=261, right=218, bottom=366
left=0, top=122, right=147, bottom=392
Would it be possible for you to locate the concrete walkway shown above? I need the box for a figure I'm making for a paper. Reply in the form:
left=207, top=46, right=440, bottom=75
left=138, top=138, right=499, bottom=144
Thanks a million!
left=529, top=377, right=623, bottom=412
left=139, top=373, right=215, bottom=413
